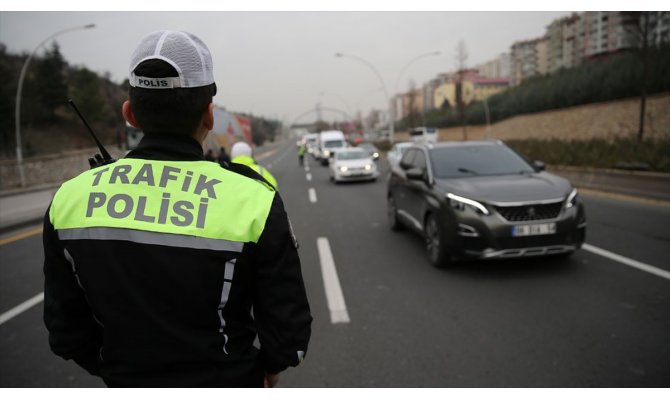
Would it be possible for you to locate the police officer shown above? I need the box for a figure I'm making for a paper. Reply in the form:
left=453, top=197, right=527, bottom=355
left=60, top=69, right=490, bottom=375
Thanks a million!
left=42, top=30, right=311, bottom=388
left=298, top=143, right=306, bottom=166
left=230, top=142, right=279, bottom=190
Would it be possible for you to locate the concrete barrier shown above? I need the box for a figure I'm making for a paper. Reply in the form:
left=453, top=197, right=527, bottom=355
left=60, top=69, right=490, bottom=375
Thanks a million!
left=1, top=148, right=669, bottom=202
left=548, top=165, right=670, bottom=202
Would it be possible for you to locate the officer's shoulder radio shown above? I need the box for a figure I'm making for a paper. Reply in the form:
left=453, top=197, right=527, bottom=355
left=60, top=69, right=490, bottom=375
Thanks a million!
left=68, top=99, right=116, bottom=169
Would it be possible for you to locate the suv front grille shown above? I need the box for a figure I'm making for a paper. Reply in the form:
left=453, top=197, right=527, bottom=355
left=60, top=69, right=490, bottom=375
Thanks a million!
left=494, top=201, right=563, bottom=222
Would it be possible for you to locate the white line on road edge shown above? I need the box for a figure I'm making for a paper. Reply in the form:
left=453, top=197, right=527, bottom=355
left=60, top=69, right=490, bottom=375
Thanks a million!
left=309, top=188, right=317, bottom=203
left=0, top=292, right=44, bottom=326
left=316, top=237, right=350, bottom=324
left=583, top=243, right=670, bottom=281
left=306, top=173, right=312, bottom=181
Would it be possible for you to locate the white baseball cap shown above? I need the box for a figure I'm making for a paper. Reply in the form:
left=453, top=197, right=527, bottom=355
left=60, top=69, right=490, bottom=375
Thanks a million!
left=129, top=30, right=215, bottom=89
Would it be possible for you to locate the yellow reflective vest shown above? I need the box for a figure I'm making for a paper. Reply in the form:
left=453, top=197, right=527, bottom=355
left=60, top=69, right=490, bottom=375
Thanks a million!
left=50, top=158, right=275, bottom=244
left=231, top=155, right=278, bottom=191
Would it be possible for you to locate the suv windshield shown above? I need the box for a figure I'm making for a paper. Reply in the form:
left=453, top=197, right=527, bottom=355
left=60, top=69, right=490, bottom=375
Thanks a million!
left=429, top=144, right=535, bottom=178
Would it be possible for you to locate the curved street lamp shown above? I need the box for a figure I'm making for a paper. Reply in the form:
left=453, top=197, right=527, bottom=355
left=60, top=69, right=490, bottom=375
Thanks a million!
left=14, top=23, right=95, bottom=187
left=335, top=52, right=394, bottom=143
left=336, top=51, right=441, bottom=144
left=319, top=91, right=352, bottom=116
left=392, top=51, right=441, bottom=135
left=393, top=51, right=441, bottom=100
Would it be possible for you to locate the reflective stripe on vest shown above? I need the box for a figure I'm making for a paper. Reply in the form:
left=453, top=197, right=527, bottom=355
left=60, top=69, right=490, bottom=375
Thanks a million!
left=50, top=159, right=275, bottom=245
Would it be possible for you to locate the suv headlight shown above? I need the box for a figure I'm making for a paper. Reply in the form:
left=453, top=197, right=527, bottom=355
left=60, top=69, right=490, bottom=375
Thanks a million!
left=565, top=188, right=578, bottom=209
left=447, top=193, right=490, bottom=215
left=339, top=166, right=348, bottom=172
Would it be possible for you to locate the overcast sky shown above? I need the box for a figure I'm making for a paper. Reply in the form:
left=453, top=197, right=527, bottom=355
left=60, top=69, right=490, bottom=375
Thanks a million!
left=0, top=8, right=618, bottom=124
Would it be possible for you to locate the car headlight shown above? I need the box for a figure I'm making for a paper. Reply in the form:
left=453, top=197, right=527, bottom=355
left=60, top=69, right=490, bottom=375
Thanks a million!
left=373, top=152, right=379, bottom=158
left=339, top=166, right=348, bottom=172
left=565, top=188, right=578, bottom=209
left=447, top=193, right=490, bottom=215
left=324, top=150, right=331, bottom=157
left=364, top=164, right=372, bottom=170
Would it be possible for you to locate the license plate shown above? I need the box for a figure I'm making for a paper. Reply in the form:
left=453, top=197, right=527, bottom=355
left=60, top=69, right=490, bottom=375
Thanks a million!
left=512, top=223, right=556, bottom=237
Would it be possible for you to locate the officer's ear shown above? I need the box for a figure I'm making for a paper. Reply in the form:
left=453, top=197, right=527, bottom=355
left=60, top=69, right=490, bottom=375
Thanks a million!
left=203, top=103, right=214, bottom=131
left=122, top=101, right=141, bottom=129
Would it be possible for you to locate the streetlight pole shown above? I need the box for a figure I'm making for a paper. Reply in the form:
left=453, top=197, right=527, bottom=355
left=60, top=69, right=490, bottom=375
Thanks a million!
left=336, top=51, right=441, bottom=144
left=483, top=96, right=491, bottom=138
left=393, top=51, right=441, bottom=98
left=335, top=52, right=393, bottom=143
left=392, top=51, right=440, bottom=134
left=14, top=23, right=95, bottom=187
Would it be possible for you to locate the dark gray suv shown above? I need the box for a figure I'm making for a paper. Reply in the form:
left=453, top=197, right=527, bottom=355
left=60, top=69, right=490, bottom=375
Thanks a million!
left=387, top=140, right=586, bottom=267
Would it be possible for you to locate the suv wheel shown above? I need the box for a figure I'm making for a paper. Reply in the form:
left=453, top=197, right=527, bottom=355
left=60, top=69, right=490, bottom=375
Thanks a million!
left=425, top=213, right=450, bottom=268
left=387, top=195, right=403, bottom=231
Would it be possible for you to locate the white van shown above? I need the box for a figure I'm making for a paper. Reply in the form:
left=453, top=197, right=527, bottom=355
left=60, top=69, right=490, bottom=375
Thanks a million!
left=409, top=126, right=438, bottom=143
left=317, top=130, right=347, bottom=165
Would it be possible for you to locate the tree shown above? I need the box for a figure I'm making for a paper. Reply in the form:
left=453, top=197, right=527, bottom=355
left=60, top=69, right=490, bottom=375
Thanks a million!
left=34, top=42, right=68, bottom=121
left=405, top=80, right=421, bottom=128
left=455, top=40, right=469, bottom=140
left=0, top=44, right=17, bottom=154
left=621, top=11, right=669, bottom=143
left=68, top=66, right=112, bottom=124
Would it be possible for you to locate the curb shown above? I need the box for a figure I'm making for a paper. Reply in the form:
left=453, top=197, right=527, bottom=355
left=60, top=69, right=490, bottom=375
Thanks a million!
left=0, top=182, right=61, bottom=199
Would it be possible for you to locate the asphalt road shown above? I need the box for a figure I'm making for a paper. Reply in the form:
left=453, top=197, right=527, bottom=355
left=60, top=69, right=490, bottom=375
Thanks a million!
left=1, top=140, right=669, bottom=387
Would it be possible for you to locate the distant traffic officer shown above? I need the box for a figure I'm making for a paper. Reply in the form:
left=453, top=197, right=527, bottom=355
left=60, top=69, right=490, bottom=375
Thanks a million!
left=42, top=30, right=311, bottom=388
left=230, top=141, right=279, bottom=190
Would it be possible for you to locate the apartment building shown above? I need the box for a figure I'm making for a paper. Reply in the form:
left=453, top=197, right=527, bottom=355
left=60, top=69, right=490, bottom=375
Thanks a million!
left=387, top=11, right=668, bottom=124
left=422, top=77, right=443, bottom=113
left=510, top=37, right=547, bottom=86
left=477, top=52, right=512, bottom=79
left=433, top=69, right=509, bottom=109
left=582, top=11, right=635, bottom=58
left=546, top=13, right=583, bottom=72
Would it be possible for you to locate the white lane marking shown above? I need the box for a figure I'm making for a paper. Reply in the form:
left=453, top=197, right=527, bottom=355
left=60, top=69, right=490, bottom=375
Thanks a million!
left=306, top=173, right=312, bottom=181
left=316, top=237, right=350, bottom=324
left=304, top=165, right=310, bottom=172
left=309, top=188, right=317, bottom=203
left=0, top=292, right=44, bottom=326
left=583, top=243, right=670, bottom=281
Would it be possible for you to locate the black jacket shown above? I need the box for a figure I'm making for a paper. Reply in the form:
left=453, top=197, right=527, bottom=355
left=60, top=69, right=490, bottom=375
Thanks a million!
left=43, top=135, right=312, bottom=387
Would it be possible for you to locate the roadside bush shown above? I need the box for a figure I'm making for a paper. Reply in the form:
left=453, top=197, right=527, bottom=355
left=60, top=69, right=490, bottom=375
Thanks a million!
left=506, top=138, right=670, bottom=172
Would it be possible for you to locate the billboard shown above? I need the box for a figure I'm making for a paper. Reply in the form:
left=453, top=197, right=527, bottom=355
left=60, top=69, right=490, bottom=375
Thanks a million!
left=204, top=107, right=253, bottom=152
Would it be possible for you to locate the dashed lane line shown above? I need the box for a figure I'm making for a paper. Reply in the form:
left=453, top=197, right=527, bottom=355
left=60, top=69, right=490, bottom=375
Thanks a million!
left=316, top=237, right=350, bottom=324
left=0, top=292, right=44, bottom=326
left=309, top=188, right=317, bottom=203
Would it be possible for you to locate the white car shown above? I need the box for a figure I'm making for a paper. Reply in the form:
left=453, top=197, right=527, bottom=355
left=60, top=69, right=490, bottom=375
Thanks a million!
left=329, top=148, right=379, bottom=183
left=387, top=142, right=413, bottom=169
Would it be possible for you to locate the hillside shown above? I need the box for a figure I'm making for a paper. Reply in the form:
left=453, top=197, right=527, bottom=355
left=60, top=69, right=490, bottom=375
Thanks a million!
left=395, top=92, right=670, bottom=142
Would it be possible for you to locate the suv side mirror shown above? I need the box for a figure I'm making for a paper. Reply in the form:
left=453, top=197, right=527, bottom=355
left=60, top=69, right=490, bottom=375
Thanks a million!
left=406, top=167, right=425, bottom=180
left=532, top=160, right=545, bottom=172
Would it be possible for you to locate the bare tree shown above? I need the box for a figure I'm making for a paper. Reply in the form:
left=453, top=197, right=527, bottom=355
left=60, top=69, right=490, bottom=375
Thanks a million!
left=622, top=11, right=668, bottom=143
left=455, top=40, right=469, bottom=140
left=406, top=80, right=420, bottom=128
